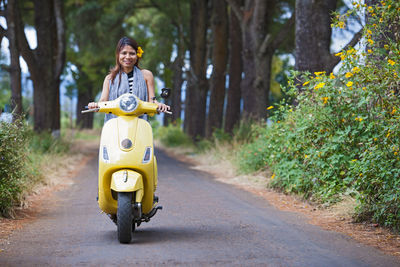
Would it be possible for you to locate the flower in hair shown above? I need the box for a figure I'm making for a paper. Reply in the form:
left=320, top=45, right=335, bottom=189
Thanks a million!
left=137, top=46, right=144, bottom=58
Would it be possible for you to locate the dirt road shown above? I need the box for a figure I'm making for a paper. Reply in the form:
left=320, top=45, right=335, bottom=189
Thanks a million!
left=0, top=148, right=399, bottom=266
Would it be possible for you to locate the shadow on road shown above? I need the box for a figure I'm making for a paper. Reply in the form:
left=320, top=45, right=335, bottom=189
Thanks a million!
left=100, top=225, right=226, bottom=245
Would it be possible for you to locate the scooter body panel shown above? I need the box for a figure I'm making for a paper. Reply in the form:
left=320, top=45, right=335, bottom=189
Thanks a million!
left=98, top=116, right=156, bottom=215
left=110, top=170, right=144, bottom=200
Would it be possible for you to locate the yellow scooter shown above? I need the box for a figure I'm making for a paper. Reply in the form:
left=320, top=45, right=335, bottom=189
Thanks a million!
left=82, top=90, right=170, bottom=243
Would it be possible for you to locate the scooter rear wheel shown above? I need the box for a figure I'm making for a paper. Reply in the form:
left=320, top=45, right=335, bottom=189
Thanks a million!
left=117, top=192, right=132, bottom=243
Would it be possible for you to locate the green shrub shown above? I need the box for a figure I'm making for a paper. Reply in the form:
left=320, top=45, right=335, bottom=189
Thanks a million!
left=0, top=120, right=31, bottom=216
left=157, top=123, right=193, bottom=147
left=0, top=120, right=72, bottom=216
left=238, top=1, right=400, bottom=230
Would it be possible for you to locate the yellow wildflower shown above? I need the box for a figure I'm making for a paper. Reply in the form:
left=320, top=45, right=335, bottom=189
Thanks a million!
left=368, top=49, right=373, bottom=54
left=329, top=73, right=335, bottom=79
left=352, top=67, right=360, bottom=73
left=267, top=106, right=274, bottom=110
left=367, top=39, right=374, bottom=45
left=271, top=173, right=276, bottom=180
left=338, top=21, right=345, bottom=29
left=362, top=87, right=366, bottom=91
left=314, top=71, right=326, bottom=76
left=335, top=52, right=343, bottom=57
left=347, top=48, right=356, bottom=54
left=367, top=29, right=372, bottom=35
left=384, top=44, right=389, bottom=50
left=346, top=81, right=353, bottom=87
left=345, top=72, right=353, bottom=78
left=387, top=130, right=391, bottom=138
left=303, top=81, right=310, bottom=86
left=314, top=82, right=325, bottom=90
left=388, top=59, right=396, bottom=66
left=137, top=46, right=144, bottom=58
left=391, top=107, right=397, bottom=115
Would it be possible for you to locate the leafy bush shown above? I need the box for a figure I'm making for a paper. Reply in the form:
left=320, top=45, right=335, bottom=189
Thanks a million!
left=238, top=1, right=400, bottom=230
left=0, top=121, right=31, bottom=216
left=0, top=120, right=72, bottom=216
left=156, top=123, right=193, bottom=147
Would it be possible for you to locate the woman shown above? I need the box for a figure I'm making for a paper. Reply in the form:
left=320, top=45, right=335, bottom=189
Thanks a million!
left=88, top=36, right=170, bottom=121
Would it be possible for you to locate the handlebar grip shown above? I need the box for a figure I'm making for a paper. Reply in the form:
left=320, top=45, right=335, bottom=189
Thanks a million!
left=81, top=108, right=100, bottom=114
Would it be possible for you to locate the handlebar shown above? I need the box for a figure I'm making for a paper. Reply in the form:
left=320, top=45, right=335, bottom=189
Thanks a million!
left=81, top=108, right=99, bottom=114
left=81, top=108, right=172, bottom=114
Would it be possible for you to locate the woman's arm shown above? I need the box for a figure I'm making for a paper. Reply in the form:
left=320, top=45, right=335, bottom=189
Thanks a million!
left=141, top=69, right=170, bottom=112
left=88, top=75, right=111, bottom=109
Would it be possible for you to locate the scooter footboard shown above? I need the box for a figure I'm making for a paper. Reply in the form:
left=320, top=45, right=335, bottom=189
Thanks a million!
left=110, top=170, right=144, bottom=203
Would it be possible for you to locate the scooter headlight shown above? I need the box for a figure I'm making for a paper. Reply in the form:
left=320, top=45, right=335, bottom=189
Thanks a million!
left=119, top=94, right=138, bottom=112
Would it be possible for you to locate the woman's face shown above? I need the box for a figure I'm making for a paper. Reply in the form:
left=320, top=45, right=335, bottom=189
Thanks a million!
left=118, top=45, right=137, bottom=72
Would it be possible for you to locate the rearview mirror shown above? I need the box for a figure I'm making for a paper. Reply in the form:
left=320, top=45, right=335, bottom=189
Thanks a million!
left=161, top=88, right=171, bottom=99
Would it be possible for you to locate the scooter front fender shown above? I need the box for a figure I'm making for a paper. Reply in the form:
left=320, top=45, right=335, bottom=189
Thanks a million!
left=111, top=170, right=144, bottom=202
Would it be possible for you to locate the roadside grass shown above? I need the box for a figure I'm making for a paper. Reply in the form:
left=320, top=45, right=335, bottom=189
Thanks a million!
left=0, top=124, right=100, bottom=218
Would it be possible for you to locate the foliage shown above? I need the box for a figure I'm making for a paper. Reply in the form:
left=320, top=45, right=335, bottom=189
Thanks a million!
left=0, top=121, right=32, bottom=216
left=238, top=1, right=400, bottom=230
left=156, top=122, right=192, bottom=148
left=0, top=119, right=71, bottom=216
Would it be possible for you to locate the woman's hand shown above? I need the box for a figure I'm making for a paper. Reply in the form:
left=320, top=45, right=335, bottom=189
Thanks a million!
left=88, top=102, right=99, bottom=109
left=156, top=101, right=170, bottom=113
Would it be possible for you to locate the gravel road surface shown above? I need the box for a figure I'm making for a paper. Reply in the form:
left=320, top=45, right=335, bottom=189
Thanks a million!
left=1, top=148, right=399, bottom=266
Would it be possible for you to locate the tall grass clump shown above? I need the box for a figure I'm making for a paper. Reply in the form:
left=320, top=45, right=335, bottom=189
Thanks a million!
left=238, top=1, right=400, bottom=230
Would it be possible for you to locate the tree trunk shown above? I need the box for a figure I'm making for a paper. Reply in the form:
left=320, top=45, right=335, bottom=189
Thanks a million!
left=14, top=0, right=65, bottom=133
left=295, top=0, right=363, bottom=75
left=206, top=0, right=228, bottom=137
left=76, top=86, right=94, bottom=129
left=184, top=0, right=208, bottom=140
left=171, top=37, right=184, bottom=123
left=227, top=0, right=294, bottom=120
left=6, top=0, right=22, bottom=120
left=295, top=0, right=337, bottom=73
left=224, top=0, right=243, bottom=134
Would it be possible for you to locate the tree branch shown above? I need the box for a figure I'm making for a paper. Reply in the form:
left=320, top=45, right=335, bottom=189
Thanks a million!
left=54, top=0, right=65, bottom=78
left=328, top=28, right=363, bottom=71
left=271, top=14, right=295, bottom=52
left=258, top=13, right=295, bottom=56
left=9, top=0, right=36, bottom=70
left=225, top=0, right=243, bottom=22
left=0, top=24, right=6, bottom=44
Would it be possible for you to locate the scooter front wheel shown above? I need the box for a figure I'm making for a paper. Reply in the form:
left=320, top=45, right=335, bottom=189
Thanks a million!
left=117, top=192, right=133, bottom=243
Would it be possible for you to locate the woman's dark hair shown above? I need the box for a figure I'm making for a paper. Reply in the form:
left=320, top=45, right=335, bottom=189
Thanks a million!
left=109, top=36, right=141, bottom=85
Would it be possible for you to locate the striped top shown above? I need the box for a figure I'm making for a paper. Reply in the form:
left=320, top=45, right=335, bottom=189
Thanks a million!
left=127, top=70, right=134, bottom=93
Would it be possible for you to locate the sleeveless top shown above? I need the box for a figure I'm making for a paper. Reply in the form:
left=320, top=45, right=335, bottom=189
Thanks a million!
left=105, top=66, right=148, bottom=123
